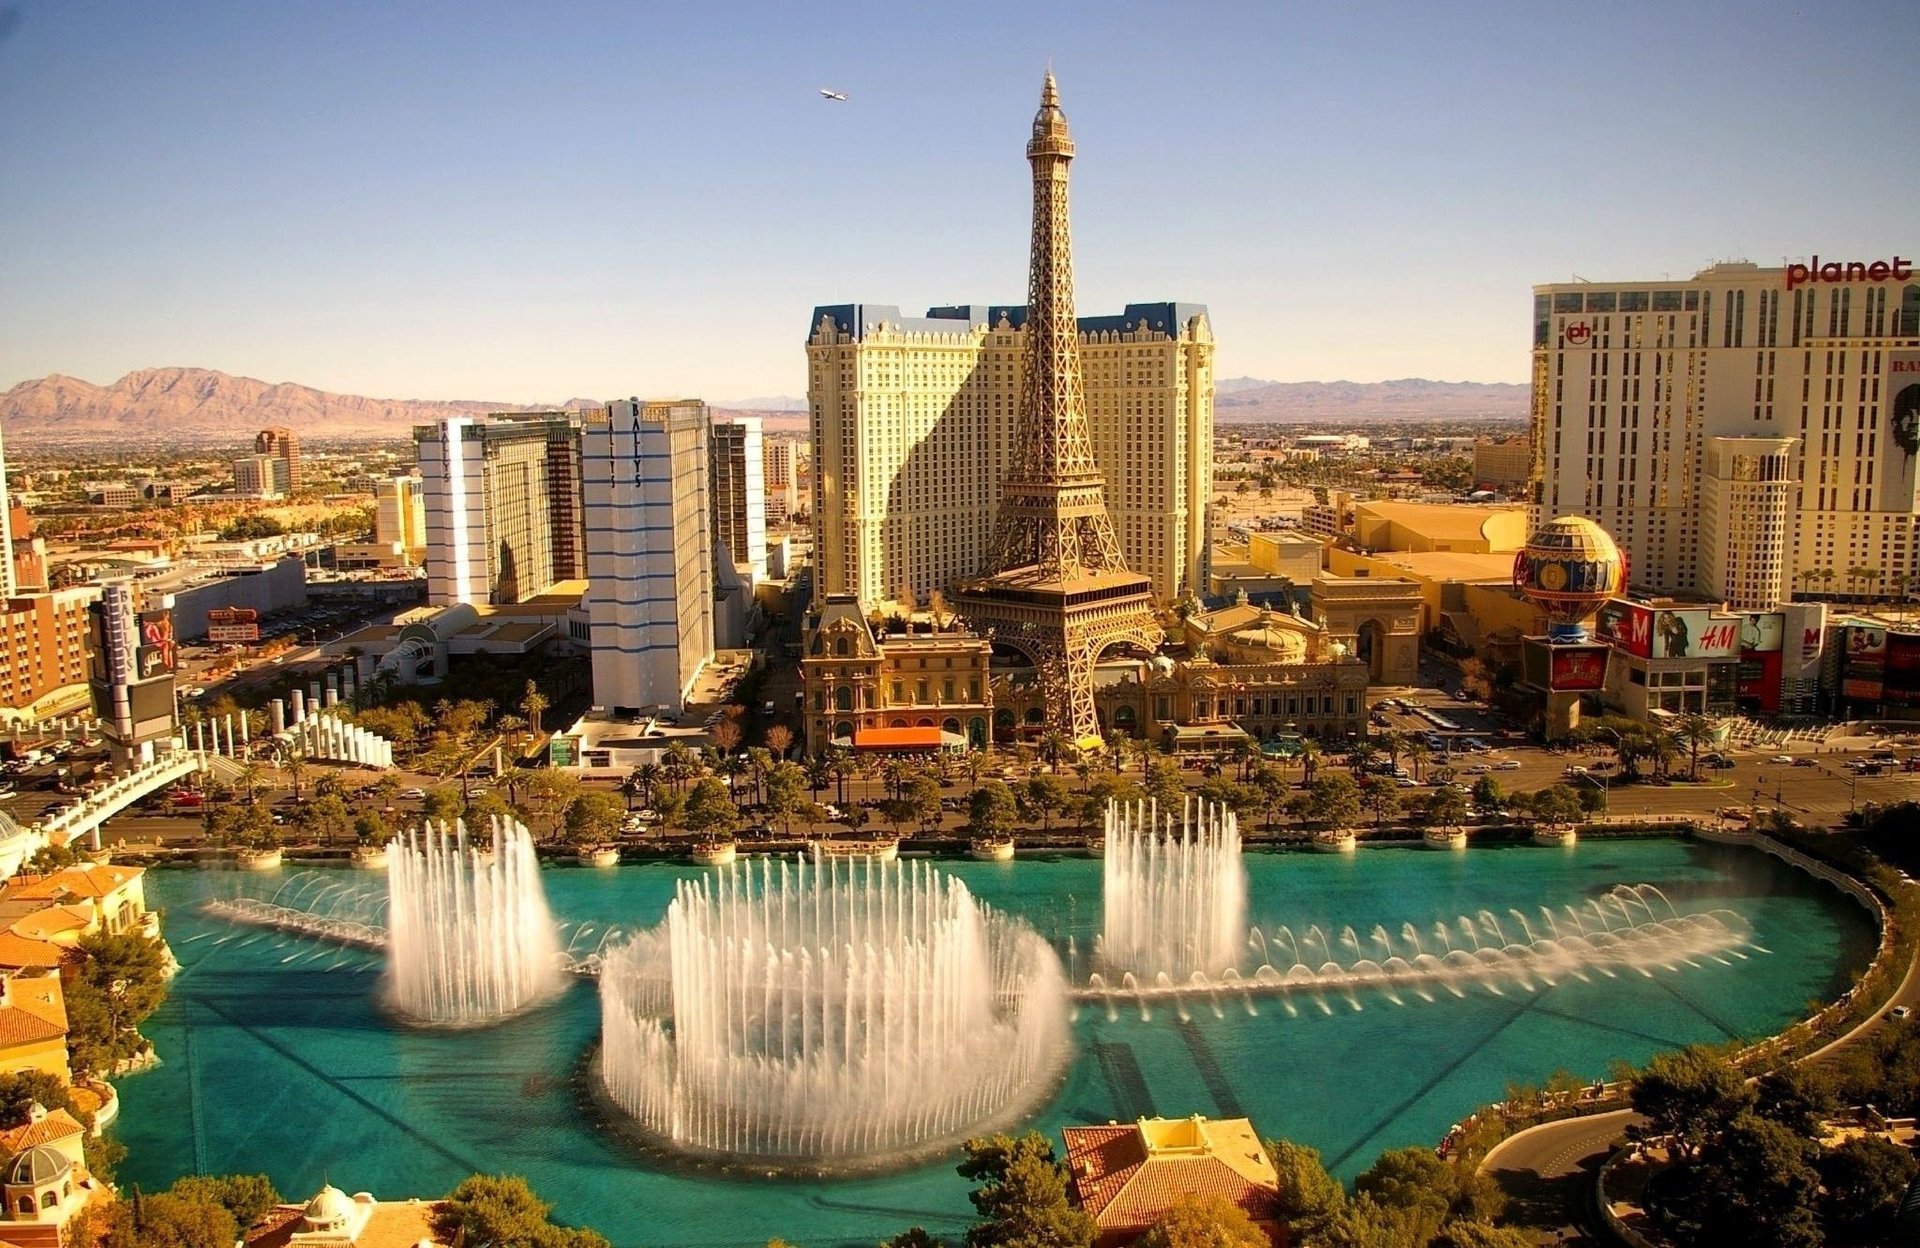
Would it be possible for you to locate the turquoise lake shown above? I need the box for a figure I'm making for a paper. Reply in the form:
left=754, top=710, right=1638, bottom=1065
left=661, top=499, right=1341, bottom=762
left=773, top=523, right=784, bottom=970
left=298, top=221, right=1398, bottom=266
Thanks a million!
left=113, top=840, right=1875, bottom=1247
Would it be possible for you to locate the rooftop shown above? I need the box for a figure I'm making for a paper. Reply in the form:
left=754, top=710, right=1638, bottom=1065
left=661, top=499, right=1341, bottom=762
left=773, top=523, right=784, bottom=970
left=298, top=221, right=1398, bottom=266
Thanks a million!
left=809, top=301, right=1209, bottom=343
left=1062, top=1116, right=1279, bottom=1240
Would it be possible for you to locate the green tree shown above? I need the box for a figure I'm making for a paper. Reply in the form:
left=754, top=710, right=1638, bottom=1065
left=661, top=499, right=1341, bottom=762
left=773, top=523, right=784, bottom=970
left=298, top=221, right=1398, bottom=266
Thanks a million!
left=1819, top=1134, right=1919, bottom=1240
left=1144, top=759, right=1185, bottom=809
left=1469, top=775, right=1504, bottom=813
left=1673, top=1112, right=1822, bottom=1248
left=906, top=776, right=944, bottom=832
left=1306, top=773, right=1361, bottom=829
left=1629, top=1045, right=1753, bottom=1161
left=1526, top=784, right=1583, bottom=830
left=1020, top=774, right=1073, bottom=833
left=1266, top=1139, right=1344, bottom=1240
left=563, top=791, right=625, bottom=848
left=0, top=1070, right=87, bottom=1129
left=682, top=778, right=740, bottom=839
left=1752, top=1063, right=1836, bottom=1136
left=1357, top=775, right=1401, bottom=828
left=1421, top=786, right=1469, bottom=830
left=1318, top=1194, right=1441, bottom=1248
left=969, top=781, right=1020, bottom=839
left=436, top=1174, right=609, bottom=1248
left=422, top=785, right=465, bottom=822
left=24, top=844, right=78, bottom=874
left=111, top=1193, right=238, bottom=1248
left=1355, top=1145, right=1503, bottom=1226
left=353, top=810, right=391, bottom=845
left=1429, top=1222, right=1536, bottom=1248
left=65, top=930, right=171, bottom=1076
left=295, top=792, right=353, bottom=846
left=957, top=1132, right=1094, bottom=1248
left=1134, top=1195, right=1268, bottom=1248
left=766, top=762, right=810, bottom=835
left=166, top=1174, right=283, bottom=1230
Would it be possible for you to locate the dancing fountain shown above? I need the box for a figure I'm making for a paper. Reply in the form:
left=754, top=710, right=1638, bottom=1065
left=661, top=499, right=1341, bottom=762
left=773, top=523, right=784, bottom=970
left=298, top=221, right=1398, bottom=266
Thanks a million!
left=598, top=854, right=1070, bottom=1173
left=385, top=818, right=566, bottom=1026
left=1097, top=797, right=1246, bottom=982
left=1081, top=799, right=1757, bottom=1014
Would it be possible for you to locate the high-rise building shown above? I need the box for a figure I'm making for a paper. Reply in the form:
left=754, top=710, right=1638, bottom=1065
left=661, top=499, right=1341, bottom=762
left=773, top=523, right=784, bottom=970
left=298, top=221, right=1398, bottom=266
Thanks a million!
left=952, top=73, right=1162, bottom=741
left=255, top=427, right=302, bottom=494
left=807, top=311, right=1212, bottom=602
left=582, top=400, right=715, bottom=715
left=0, top=589, right=95, bottom=724
left=1529, top=259, right=1919, bottom=607
left=374, top=476, right=428, bottom=563
left=1471, top=436, right=1531, bottom=492
left=87, top=581, right=176, bottom=768
left=763, top=438, right=797, bottom=526
left=415, top=414, right=584, bottom=606
left=0, top=423, right=14, bottom=601
left=232, top=454, right=287, bottom=498
left=709, top=417, right=768, bottom=584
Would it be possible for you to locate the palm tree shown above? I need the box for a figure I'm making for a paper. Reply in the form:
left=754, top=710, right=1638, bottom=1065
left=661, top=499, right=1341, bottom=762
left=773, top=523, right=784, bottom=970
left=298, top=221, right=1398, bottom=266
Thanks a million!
left=1863, top=567, right=1885, bottom=603
left=1037, top=730, right=1072, bottom=772
left=1298, top=740, right=1322, bottom=786
left=520, top=681, right=549, bottom=739
left=1674, top=713, right=1714, bottom=781
left=663, top=741, right=694, bottom=793
left=1346, top=740, right=1379, bottom=775
left=1847, top=564, right=1873, bottom=601
left=620, top=768, right=647, bottom=811
left=1405, top=739, right=1431, bottom=782
left=633, top=763, right=664, bottom=810
left=1797, top=568, right=1821, bottom=599
left=1376, top=730, right=1405, bottom=773
left=1816, top=567, right=1838, bottom=599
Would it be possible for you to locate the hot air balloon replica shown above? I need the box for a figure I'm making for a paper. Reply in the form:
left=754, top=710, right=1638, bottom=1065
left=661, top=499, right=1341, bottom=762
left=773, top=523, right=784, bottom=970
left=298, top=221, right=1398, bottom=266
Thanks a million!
left=1511, top=516, right=1627, bottom=743
left=1511, top=516, right=1628, bottom=641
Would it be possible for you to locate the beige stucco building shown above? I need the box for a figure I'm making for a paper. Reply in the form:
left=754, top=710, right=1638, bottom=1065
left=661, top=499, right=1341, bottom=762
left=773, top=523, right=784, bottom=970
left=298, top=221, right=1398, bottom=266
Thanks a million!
left=806, top=302, right=1214, bottom=608
left=800, top=595, right=993, bottom=756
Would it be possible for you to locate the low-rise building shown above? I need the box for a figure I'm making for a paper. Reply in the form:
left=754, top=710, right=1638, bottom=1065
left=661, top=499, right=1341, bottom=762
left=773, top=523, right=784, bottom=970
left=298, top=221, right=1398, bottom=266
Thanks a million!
left=0, top=1103, right=98, bottom=1247
left=1062, top=1115, right=1282, bottom=1248
left=248, top=1184, right=449, bottom=1248
left=0, top=972, right=70, bottom=1084
left=800, top=595, right=993, bottom=756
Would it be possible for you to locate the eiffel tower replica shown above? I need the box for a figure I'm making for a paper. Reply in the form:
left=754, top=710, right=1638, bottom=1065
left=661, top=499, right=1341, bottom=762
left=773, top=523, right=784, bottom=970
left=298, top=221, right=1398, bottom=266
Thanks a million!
left=957, top=72, right=1161, bottom=744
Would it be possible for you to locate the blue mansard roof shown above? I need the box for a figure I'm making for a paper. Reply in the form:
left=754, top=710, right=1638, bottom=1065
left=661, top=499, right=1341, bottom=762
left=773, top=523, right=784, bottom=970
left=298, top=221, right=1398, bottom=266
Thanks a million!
left=807, top=302, right=1209, bottom=342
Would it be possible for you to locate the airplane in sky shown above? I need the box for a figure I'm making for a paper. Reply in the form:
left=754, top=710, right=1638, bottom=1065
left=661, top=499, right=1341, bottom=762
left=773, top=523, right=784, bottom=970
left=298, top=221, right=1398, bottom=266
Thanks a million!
left=819, top=88, right=849, bottom=101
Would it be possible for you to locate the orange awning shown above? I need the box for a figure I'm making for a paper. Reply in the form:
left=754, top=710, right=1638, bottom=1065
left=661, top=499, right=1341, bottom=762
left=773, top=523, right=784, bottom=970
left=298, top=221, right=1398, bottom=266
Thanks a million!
left=852, top=727, right=944, bottom=750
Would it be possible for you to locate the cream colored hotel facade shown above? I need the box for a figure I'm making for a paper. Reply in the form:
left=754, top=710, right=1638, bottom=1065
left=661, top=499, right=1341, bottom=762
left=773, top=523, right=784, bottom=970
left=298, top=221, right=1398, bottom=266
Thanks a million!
left=806, top=302, right=1214, bottom=608
left=1529, top=258, right=1920, bottom=611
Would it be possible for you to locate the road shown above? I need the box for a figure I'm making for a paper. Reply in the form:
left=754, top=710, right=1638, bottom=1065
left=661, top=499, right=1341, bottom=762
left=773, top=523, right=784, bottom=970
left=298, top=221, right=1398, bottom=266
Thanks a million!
left=1479, top=878, right=1920, bottom=1244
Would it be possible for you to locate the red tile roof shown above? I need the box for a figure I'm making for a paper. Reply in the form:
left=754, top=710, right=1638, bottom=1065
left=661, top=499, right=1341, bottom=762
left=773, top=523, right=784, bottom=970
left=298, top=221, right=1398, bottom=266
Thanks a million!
left=1063, top=1120, right=1280, bottom=1245
left=0, top=1109, right=84, bottom=1155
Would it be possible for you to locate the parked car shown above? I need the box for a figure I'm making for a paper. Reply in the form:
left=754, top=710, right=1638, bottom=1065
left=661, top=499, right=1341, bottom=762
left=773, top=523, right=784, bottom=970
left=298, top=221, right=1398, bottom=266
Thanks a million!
left=399, top=787, right=427, bottom=800
left=1495, top=760, right=1522, bottom=771
left=1792, top=757, right=1818, bottom=768
left=1770, top=755, right=1795, bottom=765
left=1463, top=764, right=1491, bottom=776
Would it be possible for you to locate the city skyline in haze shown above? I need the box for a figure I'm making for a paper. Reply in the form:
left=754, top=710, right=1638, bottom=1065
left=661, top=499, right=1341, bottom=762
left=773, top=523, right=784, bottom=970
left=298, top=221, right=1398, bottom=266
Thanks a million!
left=0, top=0, right=1914, bottom=405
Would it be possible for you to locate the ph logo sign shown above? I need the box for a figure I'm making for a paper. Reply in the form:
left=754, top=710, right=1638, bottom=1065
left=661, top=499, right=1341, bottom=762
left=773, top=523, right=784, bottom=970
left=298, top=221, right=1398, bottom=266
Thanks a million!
left=1563, top=322, right=1593, bottom=346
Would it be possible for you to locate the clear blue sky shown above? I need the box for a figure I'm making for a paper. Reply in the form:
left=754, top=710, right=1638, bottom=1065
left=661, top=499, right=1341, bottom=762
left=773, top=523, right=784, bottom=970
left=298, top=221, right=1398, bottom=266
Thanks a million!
left=1, top=1, right=1914, bottom=404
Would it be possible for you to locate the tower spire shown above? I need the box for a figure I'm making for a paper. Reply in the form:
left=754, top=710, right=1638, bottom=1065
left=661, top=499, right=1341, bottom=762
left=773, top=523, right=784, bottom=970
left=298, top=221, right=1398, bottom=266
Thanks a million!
left=984, top=70, right=1129, bottom=581
left=959, top=71, right=1161, bottom=744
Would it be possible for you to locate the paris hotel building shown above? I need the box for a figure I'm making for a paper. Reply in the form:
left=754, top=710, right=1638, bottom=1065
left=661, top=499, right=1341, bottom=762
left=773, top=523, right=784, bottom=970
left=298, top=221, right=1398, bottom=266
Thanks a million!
left=1528, top=259, right=1920, bottom=611
left=805, top=301, right=1214, bottom=608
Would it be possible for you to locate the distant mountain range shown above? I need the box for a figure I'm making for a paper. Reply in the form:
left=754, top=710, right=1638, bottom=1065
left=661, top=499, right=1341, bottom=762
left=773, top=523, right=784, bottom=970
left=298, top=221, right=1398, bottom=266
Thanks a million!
left=0, top=368, right=1523, bottom=442
left=1212, top=377, right=1527, bottom=424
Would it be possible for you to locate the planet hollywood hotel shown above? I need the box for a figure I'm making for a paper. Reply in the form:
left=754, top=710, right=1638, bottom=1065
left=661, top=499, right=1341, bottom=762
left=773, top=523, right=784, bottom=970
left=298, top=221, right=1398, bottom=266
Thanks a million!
left=1528, top=257, right=1919, bottom=615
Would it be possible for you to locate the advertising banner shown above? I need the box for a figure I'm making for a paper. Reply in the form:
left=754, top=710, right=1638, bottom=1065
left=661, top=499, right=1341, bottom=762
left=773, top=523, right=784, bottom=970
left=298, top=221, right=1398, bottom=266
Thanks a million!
left=1651, top=609, right=1741, bottom=659
left=1890, top=352, right=1920, bottom=457
left=206, top=623, right=261, bottom=643
left=1595, top=600, right=1653, bottom=658
left=136, top=609, right=176, bottom=677
left=1843, top=624, right=1888, bottom=701
left=1548, top=645, right=1610, bottom=691
left=1885, top=633, right=1920, bottom=707
left=206, top=606, right=260, bottom=626
left=1738, top=612, right=1784, bottom=653
left=1781, top=601, right=1828, bottom=685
